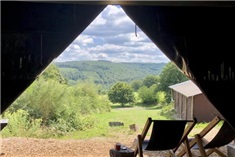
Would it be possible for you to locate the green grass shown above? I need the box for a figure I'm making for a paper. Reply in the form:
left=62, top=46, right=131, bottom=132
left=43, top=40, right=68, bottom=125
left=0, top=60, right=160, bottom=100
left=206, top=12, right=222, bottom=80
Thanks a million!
left=62, top=105, right=169, bottom=140
left=62, top=104, right=223, bottom=140
left=1, top=103, right=217, bottom=140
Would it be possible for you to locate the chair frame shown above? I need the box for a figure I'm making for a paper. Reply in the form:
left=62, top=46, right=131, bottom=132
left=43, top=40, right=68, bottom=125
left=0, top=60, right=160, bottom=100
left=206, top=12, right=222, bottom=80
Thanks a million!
left=133, top=117, right=197, bottom=157
left=177, top=116, right=235, bottom=157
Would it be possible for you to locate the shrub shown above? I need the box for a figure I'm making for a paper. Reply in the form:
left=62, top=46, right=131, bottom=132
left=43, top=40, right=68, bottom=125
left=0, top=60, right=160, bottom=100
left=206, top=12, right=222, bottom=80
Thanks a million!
left=1, top=109, right=42, bottom=137
left=156, top=91, right=167, bottom=105
left=138, top=86, right=156, bottom=104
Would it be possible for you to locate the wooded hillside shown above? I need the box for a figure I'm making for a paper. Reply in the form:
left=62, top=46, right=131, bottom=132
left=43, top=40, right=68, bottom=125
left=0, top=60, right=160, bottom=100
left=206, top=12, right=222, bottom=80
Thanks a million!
left=54, top=60, right=166, bottom=90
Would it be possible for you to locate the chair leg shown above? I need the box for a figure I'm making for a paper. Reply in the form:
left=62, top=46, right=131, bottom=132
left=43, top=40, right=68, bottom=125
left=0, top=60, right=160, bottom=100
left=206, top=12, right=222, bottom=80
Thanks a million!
left=195, top=134, right=208, bottom=157
left=206, top=149, right=214, bottom=156
left=210, top=148, right=227, bottom=157
left=169, top=150, right=176, bottom=157
left=137, top=135, right=144, bottom=157
left=175, top=138, right=194, bottom=157
left=184, top=138, right=193, bottom=157
left=134, top=118, right=152, bottom=157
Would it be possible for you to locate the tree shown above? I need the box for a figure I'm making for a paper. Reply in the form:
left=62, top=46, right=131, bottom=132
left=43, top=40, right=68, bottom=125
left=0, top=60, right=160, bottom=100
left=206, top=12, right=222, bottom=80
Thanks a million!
left=108, top=82, right=135, bottom=106
left=143, top=75, right=159, bottom=88
left=41, top=63, right=67, bottom=84
left=157, top=62, right=189, bottom=103
left=138, top=85, right=156, bottom=104
left=131, top=80, right=143, bottom=92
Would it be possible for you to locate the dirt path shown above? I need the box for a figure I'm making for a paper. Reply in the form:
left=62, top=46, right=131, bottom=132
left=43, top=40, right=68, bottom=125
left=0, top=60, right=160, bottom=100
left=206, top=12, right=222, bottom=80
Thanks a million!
left=0, top=135, right=137, bottom=157
left=0, top=134, right=228, bottom=157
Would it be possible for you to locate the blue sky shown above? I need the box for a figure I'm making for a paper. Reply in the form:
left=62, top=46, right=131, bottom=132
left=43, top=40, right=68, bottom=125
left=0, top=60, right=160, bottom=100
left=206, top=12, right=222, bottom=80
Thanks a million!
left=55, top=5, right=170, bottom=63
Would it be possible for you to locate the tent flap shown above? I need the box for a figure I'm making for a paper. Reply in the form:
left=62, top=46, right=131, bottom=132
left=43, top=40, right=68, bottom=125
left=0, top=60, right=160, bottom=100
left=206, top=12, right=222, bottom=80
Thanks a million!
left=1, top=1, right=106, bottom=112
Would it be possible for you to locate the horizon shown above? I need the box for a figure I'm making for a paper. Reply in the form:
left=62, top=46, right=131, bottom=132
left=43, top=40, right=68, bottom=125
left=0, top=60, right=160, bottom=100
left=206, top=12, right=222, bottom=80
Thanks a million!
left=53, top=59, right=169, bottom=64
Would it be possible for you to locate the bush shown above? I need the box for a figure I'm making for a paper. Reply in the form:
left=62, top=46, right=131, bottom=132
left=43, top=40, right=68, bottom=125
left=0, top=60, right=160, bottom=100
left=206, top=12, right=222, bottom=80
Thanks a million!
left=156, top=91, right=167, bottom=105
left=3, top=79, right=111, bottom=138
left=159, top=103, right=176, bottom=119
left=138, top=86, right=156, bottom=104
left=1, top=110, right=42, bottom=137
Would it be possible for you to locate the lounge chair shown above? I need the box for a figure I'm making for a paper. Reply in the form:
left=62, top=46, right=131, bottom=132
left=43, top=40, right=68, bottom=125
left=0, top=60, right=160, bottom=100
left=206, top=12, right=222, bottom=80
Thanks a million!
left=133, top=117, right=197, bottom=157
left=177, top=116, right=235, bottom=157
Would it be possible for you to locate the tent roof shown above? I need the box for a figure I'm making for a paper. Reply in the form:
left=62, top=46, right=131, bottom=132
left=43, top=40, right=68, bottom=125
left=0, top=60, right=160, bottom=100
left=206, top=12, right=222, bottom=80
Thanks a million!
left=169, top=80, right=202, bottom=98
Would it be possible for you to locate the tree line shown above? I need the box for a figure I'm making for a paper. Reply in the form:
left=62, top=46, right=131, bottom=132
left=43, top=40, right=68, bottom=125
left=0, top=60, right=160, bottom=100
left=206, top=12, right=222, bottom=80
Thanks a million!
left=54, top=60, right=166, bottom=91
left=108, top=62, right=188, bottom=106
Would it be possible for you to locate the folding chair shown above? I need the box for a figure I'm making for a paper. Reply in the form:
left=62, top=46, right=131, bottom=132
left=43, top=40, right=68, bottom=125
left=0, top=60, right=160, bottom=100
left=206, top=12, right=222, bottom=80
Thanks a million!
left=177, top=116, right=235, bottom=157
left=134, top=117, right=197, bottom=157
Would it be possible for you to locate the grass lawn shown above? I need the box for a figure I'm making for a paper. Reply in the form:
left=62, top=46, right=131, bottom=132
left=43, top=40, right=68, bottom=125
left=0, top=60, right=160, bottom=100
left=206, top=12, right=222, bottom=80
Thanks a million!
left=62, top=104, right=215, bottom=140
left=62, top=105, right=169, bottom=139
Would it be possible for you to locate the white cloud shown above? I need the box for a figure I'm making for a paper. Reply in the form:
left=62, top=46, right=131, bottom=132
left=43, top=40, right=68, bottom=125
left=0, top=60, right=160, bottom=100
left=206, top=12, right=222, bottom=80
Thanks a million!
left=55, top=5, right=170, bottom=63
left=91, top=14, right=107, bottom=26
left=106, top=5, right=120, bottom=16
left=72, top=44, right=80, bottom=50
left=74, top=35, right=94, bottom=46
left=89, top=44, right=124, bottom=52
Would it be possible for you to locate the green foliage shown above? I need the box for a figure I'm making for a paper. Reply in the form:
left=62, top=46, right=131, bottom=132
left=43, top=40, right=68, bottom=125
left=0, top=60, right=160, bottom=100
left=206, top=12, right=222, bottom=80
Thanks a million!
left=159, top=103, right=176, bottom=118
left=62, top=105, right=167, bottom=139
left=157, top=62, right=189, bottom=103
left=138, top=85, right=157, bottom=104
left=71, top=81, right=111, bottom=115
left=4, top=70, right=111, bottom=137
left=133, top=92, right=142, bottom=103
left=45, top=114, right=95, bottom=137
left=156, top=91, right=167, bottom=105
left=108, top=82, right=135, bottom=106
left=131, top=80, right=143, bottom=92
left=143, top=75, right=159, bottom=88
left=1, top=60, right=193, bottom=139
left=23, top=79, right=68, bottom=125
left=54, top=61, right=166, bottom=91
left=1, top=110, right=42, bottom=137
left=40, top=63, right=67, bottom=84
left=2, top=100, right=210, bottom=140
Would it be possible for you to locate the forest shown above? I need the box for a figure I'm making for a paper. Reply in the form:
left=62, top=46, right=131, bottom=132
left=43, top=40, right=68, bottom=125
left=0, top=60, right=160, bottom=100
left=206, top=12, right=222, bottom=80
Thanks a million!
left=54, top=60, right=166, bottom=90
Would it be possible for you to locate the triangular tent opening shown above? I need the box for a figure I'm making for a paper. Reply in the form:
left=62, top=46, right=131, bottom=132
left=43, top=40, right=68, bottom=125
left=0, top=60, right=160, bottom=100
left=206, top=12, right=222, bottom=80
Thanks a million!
left=55, top=5, right=169, bottom=64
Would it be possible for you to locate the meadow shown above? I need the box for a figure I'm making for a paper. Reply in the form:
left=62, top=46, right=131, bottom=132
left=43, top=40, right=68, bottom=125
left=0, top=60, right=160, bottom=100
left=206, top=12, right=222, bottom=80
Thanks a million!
left=60, top=104, right=202, bottom=140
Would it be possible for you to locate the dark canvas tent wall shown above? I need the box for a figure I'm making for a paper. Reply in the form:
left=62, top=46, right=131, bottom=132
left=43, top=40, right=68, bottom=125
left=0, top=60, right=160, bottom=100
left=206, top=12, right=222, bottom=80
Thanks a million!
left=1, top=1, right=235, bottom=131
left=169, top=80, right=224, bottom=122
left=1, top=1, right=106, bottom=111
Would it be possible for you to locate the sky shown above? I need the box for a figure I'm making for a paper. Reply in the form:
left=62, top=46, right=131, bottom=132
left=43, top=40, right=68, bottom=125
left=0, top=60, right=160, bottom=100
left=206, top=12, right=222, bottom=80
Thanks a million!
left=55, top=5, right=170, bottom=63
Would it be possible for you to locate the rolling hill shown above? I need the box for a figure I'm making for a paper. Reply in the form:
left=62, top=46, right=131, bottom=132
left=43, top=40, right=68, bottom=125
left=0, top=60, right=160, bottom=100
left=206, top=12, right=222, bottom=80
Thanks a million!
left=54, top=60, right=166, bottom=90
